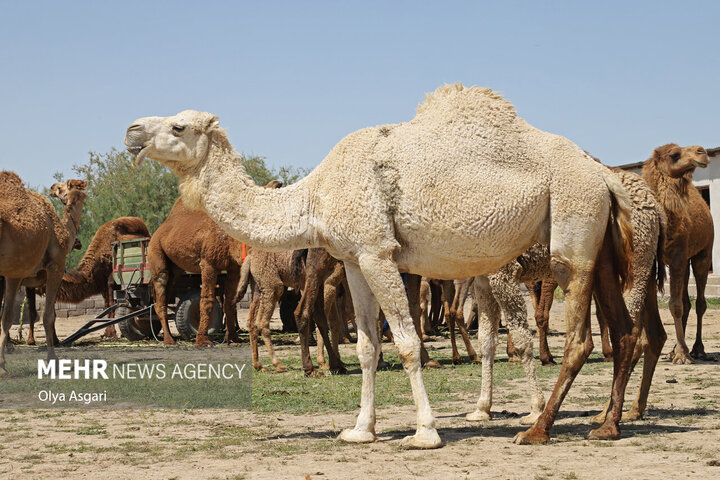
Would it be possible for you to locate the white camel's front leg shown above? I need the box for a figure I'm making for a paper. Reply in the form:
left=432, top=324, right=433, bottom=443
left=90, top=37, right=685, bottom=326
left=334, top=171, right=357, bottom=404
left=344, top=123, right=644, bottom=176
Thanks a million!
left=467, top=276, right=498, bottom=422
left=353, top=254, right=441, bottom=449
left=338, top=261, right=380, bottom=444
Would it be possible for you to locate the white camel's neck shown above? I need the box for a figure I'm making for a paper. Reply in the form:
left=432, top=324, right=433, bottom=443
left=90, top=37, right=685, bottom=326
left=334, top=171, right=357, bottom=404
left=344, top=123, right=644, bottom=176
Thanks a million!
left=179, top=136, right=316, bottom=251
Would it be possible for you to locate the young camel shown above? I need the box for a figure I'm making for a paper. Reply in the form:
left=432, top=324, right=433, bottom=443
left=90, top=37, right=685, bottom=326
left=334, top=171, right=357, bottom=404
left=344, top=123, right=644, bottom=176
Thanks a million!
left=642, top=144, right=713, bottom=363
left=125, top=85, right=635, bottom=448
left=25, top=217, right=150, bottom=344
left=0, top=174, right=86, bottom=375
left=295, top=248, right=348, bottom=375
left=148, top=197, right=249, bottom=347
left=239, top=248, right=345, bottom=374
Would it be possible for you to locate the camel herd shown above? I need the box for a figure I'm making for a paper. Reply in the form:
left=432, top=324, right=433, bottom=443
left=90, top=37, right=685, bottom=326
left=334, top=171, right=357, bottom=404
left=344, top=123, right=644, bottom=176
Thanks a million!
left=0, top=84, right=715, bottom=450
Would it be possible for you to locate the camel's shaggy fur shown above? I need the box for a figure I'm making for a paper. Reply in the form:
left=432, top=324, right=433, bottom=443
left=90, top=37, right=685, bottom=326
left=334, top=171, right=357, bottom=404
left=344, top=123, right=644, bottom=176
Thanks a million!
left=126, top=84, right=636, bottom=448
left=642, top=144, right=713, bottom=363
left=0, top=174, right=86, bottom=374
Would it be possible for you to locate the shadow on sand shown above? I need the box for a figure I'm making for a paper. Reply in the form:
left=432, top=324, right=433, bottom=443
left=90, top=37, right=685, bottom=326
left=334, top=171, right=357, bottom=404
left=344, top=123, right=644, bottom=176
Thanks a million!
left=259, top=406, right=714, bottom=444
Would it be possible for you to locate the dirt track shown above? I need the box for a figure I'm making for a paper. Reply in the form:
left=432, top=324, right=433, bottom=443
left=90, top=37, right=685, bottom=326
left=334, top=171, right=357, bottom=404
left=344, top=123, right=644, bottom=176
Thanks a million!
left=1, top=301, right=719, bottom=480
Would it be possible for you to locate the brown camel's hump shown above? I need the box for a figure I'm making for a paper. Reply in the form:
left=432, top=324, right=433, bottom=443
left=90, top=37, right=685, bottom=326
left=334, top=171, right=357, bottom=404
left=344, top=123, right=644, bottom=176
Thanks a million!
left=111, top=217, right=150, bottom=237
left=0, top=171, right=24, bottom=189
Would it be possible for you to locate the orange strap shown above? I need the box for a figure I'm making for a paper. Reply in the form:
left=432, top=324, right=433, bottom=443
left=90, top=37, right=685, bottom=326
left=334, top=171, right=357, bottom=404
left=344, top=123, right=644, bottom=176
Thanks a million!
left=241, top=242, right=247, bottom=262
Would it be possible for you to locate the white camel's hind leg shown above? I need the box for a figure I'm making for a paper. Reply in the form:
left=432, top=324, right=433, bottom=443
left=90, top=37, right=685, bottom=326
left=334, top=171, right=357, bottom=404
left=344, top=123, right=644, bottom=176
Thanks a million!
left=466, top=275, right=498, bottom=422
left=354, top=254, right=441, bottom=449
left=338, top=261, right=380, bottom=444
left=488, top=268, right=545, bottom=424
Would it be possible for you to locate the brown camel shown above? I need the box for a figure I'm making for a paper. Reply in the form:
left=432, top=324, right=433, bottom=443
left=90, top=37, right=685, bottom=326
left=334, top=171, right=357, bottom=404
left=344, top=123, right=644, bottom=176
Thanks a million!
left=294, top=248, right=348, bottom=375
left=148, top=197, right=244, bottom=347
left=0, top=174, right=87, bottom=374
left=24, top=217, right=150, bottom=344
left=642, top=144, right=713, bottom=363
left=240, top=248, right=343, bottom=373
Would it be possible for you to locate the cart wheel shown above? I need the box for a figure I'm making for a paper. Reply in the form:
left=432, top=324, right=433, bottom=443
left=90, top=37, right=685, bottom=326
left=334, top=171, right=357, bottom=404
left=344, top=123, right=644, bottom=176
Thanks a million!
left=117, top=306, right=163, bottom=341
left=174, top=291, right=223, bottom=341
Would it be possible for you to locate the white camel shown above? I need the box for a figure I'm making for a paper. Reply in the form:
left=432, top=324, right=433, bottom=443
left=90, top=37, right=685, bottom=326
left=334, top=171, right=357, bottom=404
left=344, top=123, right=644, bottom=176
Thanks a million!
left=124, top=84, right=635, bottom=448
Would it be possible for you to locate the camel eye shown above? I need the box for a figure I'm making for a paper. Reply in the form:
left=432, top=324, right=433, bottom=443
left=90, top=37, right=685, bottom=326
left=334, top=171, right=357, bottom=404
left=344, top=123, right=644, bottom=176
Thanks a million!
left=172, top=125, right=186, bottom=134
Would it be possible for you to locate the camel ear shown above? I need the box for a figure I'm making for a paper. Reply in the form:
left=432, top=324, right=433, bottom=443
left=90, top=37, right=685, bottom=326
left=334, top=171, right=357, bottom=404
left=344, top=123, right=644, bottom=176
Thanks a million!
left=203, top=114, right=220, bottom=132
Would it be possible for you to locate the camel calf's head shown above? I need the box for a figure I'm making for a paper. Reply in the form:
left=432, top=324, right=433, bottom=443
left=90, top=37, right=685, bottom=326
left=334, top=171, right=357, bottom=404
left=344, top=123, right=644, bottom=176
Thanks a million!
left=651, top=144, right=709, bottom=180
left=50, top=179, right=87, bottom=205
left=124, top=110, right=220, bottom=176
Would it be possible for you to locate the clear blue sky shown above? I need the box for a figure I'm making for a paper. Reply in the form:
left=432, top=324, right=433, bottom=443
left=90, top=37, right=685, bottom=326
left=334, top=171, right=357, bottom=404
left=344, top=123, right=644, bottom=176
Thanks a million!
left=1, top=1, right=719, bottom=188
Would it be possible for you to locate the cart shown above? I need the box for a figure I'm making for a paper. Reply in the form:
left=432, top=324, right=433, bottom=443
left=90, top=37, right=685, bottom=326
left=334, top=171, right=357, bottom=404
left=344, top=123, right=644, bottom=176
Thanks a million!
left=60, top=237, right=226, bottom=345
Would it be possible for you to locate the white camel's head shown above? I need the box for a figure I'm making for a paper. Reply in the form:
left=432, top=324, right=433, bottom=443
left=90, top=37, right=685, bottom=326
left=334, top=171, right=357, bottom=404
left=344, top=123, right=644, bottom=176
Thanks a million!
left=124, top=110, right=221, bottom=175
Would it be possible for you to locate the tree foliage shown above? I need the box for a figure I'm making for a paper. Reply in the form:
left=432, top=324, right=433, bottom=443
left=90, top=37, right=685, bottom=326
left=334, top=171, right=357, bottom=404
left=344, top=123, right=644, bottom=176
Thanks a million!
left=58, top=149, right=307, bottom=269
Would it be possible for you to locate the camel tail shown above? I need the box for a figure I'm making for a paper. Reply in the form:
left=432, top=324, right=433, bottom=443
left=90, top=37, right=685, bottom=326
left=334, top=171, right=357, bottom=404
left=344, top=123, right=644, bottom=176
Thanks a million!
left=602, top=170, right=634, bottom=292
left=236, top=255, right=252, bottom=302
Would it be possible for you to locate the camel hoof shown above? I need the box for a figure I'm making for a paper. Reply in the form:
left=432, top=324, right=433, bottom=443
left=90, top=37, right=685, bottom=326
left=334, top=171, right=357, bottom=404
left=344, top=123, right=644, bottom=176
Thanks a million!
left=590, top=412, right=607, bottom=425
left=318, top=363, right=330, bottom=370
left=274, top=365, right=287, bottom=373
left=338, top=428, right=376, bottom=444
left=0, top=367, right=7, bottom=377
left=622, top=409, right=642, bottom=421
left=399, top=428, right=443, bottom=449
left=423, top=360, right=443, bottom=369
left=672, top=352, right=694, bottom=365
left=507, top=356, right=522, bottom=363
left=377, top=359, right=391, bottom=370
left=470, top=356, right=482, bottom=364
left=27, top=339, right=36, bottom=346
left=451, top=357, right=463, bottom=365
left=513, top=429, right=550, bottom=445
left=331, top=366, right=348, bottom=375
left=194, top=337, right=214, bottom=348
left=587, top=423, right=620, bottom=440
left=691, top=345, right=708, bottom=361
left=466, top=410, right=491, bottom=422
left=421, top=335, right=431, bottom=342
left=163, top=338, right=177, bottom=347
left=305, top=369, right=324, bottom=378
left=603, top=355, right=613, bottom=363
left=520, top=412, right=541, bottom=426
left=540, top=358, right=557, bottom=366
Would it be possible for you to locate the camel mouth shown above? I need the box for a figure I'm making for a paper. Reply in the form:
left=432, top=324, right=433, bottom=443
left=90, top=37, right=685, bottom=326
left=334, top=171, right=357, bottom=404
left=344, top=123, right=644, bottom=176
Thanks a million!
left=128, top=146, right=149, bottom=167
left=693, top=159, right=709, bottom=168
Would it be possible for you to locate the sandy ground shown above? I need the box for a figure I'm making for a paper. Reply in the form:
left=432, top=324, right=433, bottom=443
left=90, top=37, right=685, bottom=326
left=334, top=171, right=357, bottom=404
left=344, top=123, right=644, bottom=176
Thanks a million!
left=1, top=300, right=720, bottom=480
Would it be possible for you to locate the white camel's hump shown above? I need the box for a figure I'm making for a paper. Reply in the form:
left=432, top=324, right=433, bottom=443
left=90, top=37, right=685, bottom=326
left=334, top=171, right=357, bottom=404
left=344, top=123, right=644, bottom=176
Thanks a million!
left=413, top=84, right=518, bottom=127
